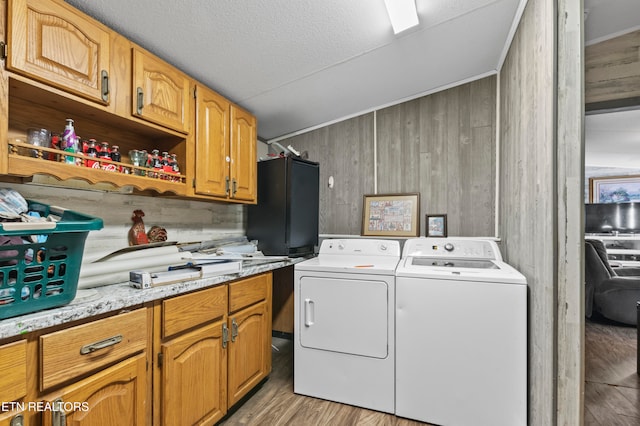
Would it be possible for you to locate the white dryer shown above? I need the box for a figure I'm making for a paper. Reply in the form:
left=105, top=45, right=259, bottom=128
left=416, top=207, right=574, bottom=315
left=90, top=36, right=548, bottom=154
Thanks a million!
left=395, top=237, right=527, bottom=426
left=294, top=238, right=400, bottom=413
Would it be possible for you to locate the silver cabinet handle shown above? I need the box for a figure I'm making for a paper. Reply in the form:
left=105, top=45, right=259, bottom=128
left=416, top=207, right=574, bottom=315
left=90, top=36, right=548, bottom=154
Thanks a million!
left=80, top=334, right=123, bottom=355
left=231, top=318, right=238, bottom=342
left=51, top=398, right=66, bottom=426
left=136, top=87, right=144, bottom=114
left=10, top=413, right=24, bottom=426
left=101, top=70, right=109, bottom=102
left=222, top=323, right=228, bottom=349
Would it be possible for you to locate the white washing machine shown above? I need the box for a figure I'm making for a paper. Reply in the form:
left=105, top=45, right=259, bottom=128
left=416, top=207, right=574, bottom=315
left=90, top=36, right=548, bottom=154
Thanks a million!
left=395, top=237, right=527, bottom=426
left=294, top=238, right=400, bottom=413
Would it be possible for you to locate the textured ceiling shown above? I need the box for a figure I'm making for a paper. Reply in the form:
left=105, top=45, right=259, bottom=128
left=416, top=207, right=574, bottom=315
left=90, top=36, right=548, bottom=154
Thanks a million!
left=64, top=0, right=523, bottom=140
left=62, top=0, right=640, bottom=158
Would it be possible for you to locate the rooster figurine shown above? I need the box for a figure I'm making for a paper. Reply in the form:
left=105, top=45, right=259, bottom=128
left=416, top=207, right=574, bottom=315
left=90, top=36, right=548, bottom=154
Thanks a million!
left=128, top=209, right=150, bottom=246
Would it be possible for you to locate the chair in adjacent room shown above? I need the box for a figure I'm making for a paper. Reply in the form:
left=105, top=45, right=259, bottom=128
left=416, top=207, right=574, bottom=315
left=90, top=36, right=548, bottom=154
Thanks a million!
left=585, top=239, right=640, bottom=325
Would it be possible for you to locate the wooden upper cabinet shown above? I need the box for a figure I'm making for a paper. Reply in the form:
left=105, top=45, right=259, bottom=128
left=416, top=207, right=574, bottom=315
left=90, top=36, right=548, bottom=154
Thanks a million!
left=194, top=84, right=257, bottom=202
left=7, top=0, right=111, bottom=104
left=230, top=105, right=257, bottom=202
left=132, top=47, right=191, bottom=134
left=195, top=84, right=230, bottom=198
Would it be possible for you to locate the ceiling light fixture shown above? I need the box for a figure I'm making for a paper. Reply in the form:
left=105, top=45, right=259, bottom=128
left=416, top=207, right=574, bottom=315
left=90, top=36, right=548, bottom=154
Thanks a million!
left=383, top=0, right=419, bottom=34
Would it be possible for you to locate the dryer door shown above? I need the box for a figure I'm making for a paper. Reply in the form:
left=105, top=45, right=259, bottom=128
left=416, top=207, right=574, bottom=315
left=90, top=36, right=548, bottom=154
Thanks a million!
left=299, top=276, right=389, bottom=359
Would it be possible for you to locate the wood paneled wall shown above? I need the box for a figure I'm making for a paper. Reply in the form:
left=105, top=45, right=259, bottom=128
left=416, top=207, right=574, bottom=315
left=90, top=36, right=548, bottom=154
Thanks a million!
left=276, top=114, right=375, bottom=235
left=556, top=0, right=585, bottom=424
left=586, top=29, right=640, bottom=110
left=281, top=76, right=496, bottom=237
left=377, top=77, right=496, bottom=236
left=498, top=0, right=559, bottom=424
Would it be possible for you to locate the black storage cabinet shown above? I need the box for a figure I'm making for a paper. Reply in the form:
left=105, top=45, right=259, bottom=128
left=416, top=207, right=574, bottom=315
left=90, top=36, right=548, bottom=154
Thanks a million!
left=247, top=156, right=319, bottom=256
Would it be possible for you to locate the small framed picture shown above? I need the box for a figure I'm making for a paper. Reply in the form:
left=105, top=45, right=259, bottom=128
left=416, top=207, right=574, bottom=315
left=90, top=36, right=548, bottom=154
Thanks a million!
left=426, top=214, right=447, bottom=237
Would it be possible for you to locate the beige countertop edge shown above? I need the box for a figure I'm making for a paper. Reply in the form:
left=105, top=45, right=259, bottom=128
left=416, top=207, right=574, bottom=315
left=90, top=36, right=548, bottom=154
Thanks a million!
left=0, top=259, right=304, bottom=340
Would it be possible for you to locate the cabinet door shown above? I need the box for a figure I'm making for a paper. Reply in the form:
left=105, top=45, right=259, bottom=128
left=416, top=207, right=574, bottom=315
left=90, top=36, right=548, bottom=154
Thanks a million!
left=132, top=47, right=191, bottom=134
left=227, top=301, right=270, bottom=407
left=229, top=105, right=257, bottom=202
left=0, top=341, right=28, bottom=426
left=0, top=340, right=26, bottom=403
left=7, top=0, right=111, bottom=104
left=41, top=354, right=147, bottom=426
left=194, top=85, right=230, bottom=198
left=162, top=321, right=227, bottom=426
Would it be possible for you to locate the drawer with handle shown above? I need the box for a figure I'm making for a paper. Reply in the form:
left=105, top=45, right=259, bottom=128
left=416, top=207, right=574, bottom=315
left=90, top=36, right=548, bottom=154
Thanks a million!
left=228, top=273, right=270, bottom=314
left=40, top=308, right=147, bottom=391
left=162, top=284, right=227, bottom=339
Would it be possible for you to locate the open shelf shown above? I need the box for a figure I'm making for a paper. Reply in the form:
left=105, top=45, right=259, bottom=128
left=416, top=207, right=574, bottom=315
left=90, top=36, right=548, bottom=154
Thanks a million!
left=6, top=76, right=189, bottom=195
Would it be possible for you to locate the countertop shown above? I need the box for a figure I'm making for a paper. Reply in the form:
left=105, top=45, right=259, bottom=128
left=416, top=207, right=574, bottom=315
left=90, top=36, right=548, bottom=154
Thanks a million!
left=0, top=258, right=305, bottom=340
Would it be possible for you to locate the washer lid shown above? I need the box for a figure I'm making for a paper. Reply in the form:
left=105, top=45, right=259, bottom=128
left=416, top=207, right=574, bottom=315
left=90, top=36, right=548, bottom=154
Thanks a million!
left=402, top=237, right=503, bottom=261
left=410, top=257, right=499, bottom=269
left=396, top=256, right=526, bottom=284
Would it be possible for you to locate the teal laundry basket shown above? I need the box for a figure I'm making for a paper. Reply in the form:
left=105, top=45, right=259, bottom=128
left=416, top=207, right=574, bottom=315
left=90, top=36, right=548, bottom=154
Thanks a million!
left=0, top=201, right=103, bottom=319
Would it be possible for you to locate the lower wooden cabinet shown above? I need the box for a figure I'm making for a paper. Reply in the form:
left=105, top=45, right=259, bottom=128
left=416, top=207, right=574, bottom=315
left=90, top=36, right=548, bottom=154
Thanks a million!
left=156, top=272, right=272, bottom=425
left=227, top=300, right=270, bottom=407
left=41, top=354, right=147, bottom=426
left=161, top=320, right=227, bottom=426
left=0, top=339, right=27, bottom=405
left=227, top=273, right=272, bottom=407
left=0, top=339, right=27, bottom=426
left=0, top=272, right=273, bottom=426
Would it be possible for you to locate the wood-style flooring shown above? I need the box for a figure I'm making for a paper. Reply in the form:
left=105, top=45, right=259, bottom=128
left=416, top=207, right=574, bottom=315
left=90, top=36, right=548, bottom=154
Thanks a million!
left=222, top=320, right=639, bottom=426
left=219, top=338, right=428, bottom=425
left=585, top=316, right=640, bottom=425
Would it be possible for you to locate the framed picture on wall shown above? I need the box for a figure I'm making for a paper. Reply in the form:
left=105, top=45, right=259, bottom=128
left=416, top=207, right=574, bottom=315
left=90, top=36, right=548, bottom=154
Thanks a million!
left=426, top=214, right=447, bottom=237
left=361, top=193, right=420, bottom=237
left=589, top=175, right=640, bottom=203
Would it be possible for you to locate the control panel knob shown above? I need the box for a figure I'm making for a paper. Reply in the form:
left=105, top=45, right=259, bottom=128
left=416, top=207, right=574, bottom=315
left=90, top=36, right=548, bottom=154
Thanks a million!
left=379, top=244, right=388, bottom=251
left=444, top=243, right=455, bottom=252
left=338, top=243, right=345, bottom=250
